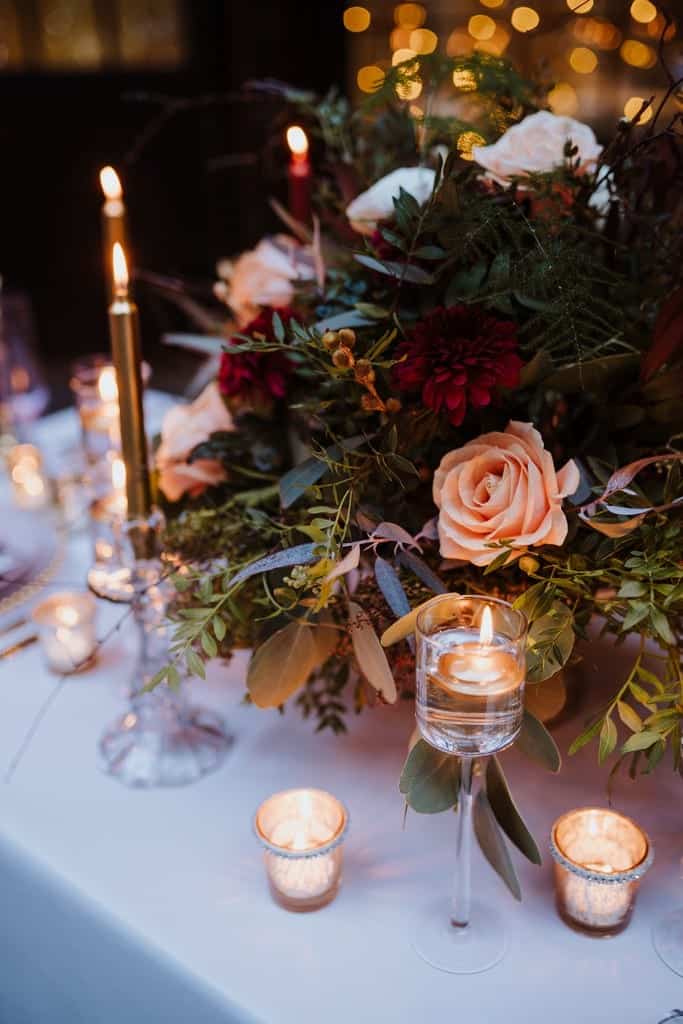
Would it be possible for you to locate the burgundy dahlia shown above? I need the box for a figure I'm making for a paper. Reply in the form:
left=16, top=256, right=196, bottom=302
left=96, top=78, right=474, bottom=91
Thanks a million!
left=219, top=307, right=294, bottom=404
left=393, top=305, right=522, bottom=426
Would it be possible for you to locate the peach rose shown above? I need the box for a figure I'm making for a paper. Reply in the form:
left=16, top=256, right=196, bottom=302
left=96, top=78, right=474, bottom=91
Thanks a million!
left=156, top=383, right=234, bottom=502
left=215, top=235, right=313, bottom=326
left=472, top=111, right=602, bottom=186
left=433, top=421, right=580, bottom=566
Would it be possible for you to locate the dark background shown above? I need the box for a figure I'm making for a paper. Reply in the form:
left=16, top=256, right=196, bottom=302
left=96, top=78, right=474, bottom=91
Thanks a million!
left=0, top=1, right=346, bottom=405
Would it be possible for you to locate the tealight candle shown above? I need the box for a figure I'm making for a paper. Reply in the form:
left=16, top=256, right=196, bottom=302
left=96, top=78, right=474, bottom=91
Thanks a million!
left=550, top=807, right=653, bottom=936
left=8, top=444, right=50, bottom=509
left=254, top=788, right=349, bottom=911
left=32, top=591, right=97, bottom=674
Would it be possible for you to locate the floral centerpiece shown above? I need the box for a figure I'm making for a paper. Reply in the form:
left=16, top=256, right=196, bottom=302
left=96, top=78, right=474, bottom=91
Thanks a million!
left=150, top=46, right=682, bottom=893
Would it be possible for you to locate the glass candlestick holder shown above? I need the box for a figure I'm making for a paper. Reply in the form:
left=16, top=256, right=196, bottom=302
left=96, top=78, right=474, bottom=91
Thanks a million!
left=550, top=807, right=653, bottom=936
left=97, top=510, right=232, bottom=787
left=255, top=789, right=349, bottom=911
left=412, top=594, right=527, bottom=974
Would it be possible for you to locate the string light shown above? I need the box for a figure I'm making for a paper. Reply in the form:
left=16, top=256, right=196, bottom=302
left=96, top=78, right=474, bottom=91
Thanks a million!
left=410, top=28, right=438, bottom=53
left=394, top=3, right=426, bottom=28
left=469, top=14, right=496, bottom=39
left=630, top=0, right=657, bottom=23
left=623, top=96, right=654, bottom=123
left=357, top=65, right=385, bottom=93
left=548, top=82, right=579, bottom=115
left=511, top=7, right=540, bottom=32
left=620, top=38, right=656, bottom=68
left=343, top=6, right=371, bottom=32
left=569, top=46, right=598, bottom=73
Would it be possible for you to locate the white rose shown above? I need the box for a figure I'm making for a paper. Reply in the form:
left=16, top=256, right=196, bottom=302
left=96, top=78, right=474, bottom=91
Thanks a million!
left=156, top=382, right=234, bottom=502
left=215, top=235, right=313, bottom=326
left=346, top=166, right=436, bottom=236
left=472, top=111, right=602, bottom=186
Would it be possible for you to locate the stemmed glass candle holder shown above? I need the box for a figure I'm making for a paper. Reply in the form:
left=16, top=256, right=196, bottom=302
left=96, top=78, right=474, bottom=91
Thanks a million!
left=413, top=594, right=527, bottom=974
left=255, top=789, right=349, bottom=911
left=551, top=808, right=653, bottom=936
left=87, top=453, right=135, bottom=603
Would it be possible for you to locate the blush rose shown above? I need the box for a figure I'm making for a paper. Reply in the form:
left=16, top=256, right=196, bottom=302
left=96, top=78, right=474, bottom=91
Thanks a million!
left=156, top=383, right=234, bottom=502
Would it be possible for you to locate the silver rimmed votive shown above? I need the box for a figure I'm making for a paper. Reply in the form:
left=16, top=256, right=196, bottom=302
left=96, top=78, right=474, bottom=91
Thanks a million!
left=32, top=591, right=97, bottom=674
left=254, top=788, right=349, bottom=912
left=550, top=807, right=653, bottom=936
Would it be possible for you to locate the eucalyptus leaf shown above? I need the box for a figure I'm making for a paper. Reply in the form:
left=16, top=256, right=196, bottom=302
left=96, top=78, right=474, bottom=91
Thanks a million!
left=354, top=253, right=434, bottom=285
left=473, top=789, right=521, bottom=901
left=279, top=436, right=367, bottom=508
left=621, top=729, right=661, bottom=754
left=486, top=758, right=541, bottom=865
left=226, top=543, right=318, bottom=591
left=381, top=599, right=433, bottom=647
left=313, top=311, right=373, bottom=333
left=399, top=740, right=460, bottom=813
left=162, top=332, right=226, bottom=356
left=517, top=709, right=561, bottom=773
left=348, top=601, right=397, bottom=702
left=247, top=622, right=331, bottom=708
left=598, top=716, right=618, bottom=763
left=397, top=550, right=447, bottom=594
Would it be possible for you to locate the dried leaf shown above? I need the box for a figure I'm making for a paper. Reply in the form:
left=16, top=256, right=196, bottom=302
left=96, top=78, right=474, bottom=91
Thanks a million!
left=348, top=600, right=397, bottom=702
left=380, top=598, right=435, bottom=647
left=247, top=622, right=329, bottom=707
left=323, top=543, right=361, bottom=583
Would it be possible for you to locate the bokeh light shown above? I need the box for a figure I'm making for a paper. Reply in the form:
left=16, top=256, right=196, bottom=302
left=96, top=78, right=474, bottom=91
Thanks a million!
left=396, top=78, right=423, bottom=101
left=480, top=0, right=504, bottom=7
left=566, top=0, right=594, bottom=12
left=469, top=14, right=496, bottom=40
left=357, top=65, right=385, bottom=93
left=573, top=18, right=622, bottom=50
left=343, top=7, right=371, bottom=32
left=447, top=29, right=474, bottom=55
left=630, top=0, right=657, bottom=24
left=569, top=46, right=598, bottom=73
left=624, top=96, right=654, bottom=123
left=409, top=28, right=438, bottom=53
left=620, top=38, right=657, bottom=68
left=475, top=24, right=511, bottom=54
left=511, top=7, right=540, bottom=33
left=457, top=131, right=486, bottom=161
left=548, top=82, right=579, bottom=115
left=392, top=47, right=417, bottom=65
left=390, top=27, right=412, bottom=49
left=452, top=69, right=478, bottom=91
left=394, top=3, right=426, bottom=28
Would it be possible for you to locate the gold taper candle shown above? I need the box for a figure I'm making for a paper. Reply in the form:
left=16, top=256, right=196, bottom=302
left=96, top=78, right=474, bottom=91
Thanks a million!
left=109, top=242, right=151, bottom=520
left=100, top=167, right=127, bottom=299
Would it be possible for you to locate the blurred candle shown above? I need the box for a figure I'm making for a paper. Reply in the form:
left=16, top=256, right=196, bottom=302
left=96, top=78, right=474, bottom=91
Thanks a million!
left=100, top=166, right=127, bottom=298
left=286, top=125, right=312, bottom=225
left=108, top=242, right=151, bottom=521
left=8, top=444, right=49, bottom=509
left=32, top=591, right=97, bottom=674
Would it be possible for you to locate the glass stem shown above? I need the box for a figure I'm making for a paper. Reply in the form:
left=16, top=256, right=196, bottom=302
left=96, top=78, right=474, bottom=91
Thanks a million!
left=451, top=756, right=475, bottom=929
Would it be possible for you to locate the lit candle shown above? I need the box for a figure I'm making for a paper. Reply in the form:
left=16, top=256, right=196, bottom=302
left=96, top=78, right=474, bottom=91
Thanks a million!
left=8, top=444, right=49, bottom=509
left=255, top=788, right=349, bottom=911
left=32, top=591, right=97, bottom=674
left=550, top=807, right=653, bottom=935
left=286, top=125, right=312, bottom=225
left=100, top=166, right=128, bottom=299
left=108, top=242, right=152, bottom=522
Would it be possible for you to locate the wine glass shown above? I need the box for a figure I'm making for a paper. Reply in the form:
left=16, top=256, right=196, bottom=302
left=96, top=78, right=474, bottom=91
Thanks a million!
left=413, top=594, right=528, bottom=974
left=0, top=288, right=50, bottom=436
left=652, top=858, right=683, bottom=977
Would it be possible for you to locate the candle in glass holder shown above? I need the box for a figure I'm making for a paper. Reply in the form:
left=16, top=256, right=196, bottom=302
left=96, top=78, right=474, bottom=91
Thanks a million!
left=550, top=807, right=653, bottom=936
left=8, top=443, right=49, bottom=509
left=286, top=125, right=312, bottom=225
left=70, top=356, right=150, bottom=465
left=32, top=591, right=97, bottom=674
left=254, top=788, right=349, bottom=911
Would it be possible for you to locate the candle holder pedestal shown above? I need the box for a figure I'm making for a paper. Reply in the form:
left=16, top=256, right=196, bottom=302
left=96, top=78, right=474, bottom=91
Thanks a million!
left=98, top=517, right=232, bottom=787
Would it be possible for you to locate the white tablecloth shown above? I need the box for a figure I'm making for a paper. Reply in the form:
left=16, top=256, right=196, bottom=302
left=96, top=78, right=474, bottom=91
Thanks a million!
left=0, top=410, right=681, bottom=1024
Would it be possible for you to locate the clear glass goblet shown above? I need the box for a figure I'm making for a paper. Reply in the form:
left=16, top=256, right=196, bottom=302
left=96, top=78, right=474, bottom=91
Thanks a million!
left=653, top=859, right=683, bottom=977
left=413, top=593, right=527, bottom=974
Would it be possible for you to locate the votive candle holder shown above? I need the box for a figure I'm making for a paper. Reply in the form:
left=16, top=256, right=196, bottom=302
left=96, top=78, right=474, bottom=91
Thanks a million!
left=8, top=444, right=50, bottom=509
left=32, top=591, right=97, bottom=674
left=254, top=788, right=349, bottom=912
left=70, top=355, right=150, bottom=464
left=550, top=807, right=653, bottom=936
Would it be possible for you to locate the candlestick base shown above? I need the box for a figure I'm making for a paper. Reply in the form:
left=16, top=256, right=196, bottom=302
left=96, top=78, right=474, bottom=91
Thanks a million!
left=98, top=686, right=231, bottom=788
left=412, top=899, right=507, bottom=974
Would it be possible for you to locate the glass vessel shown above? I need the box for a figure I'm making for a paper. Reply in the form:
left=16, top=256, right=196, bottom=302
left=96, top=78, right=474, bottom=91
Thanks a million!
left=0, top=289, right=50, bottom=438
left=70, top=354, right=150, bottom=465
left=413, top=594, right=527, bottom=974
left=254, top=789, right=349, bottom=911
left=98, top=513, right=232, bottom=787
left=551, top=807, right=653, bottom=935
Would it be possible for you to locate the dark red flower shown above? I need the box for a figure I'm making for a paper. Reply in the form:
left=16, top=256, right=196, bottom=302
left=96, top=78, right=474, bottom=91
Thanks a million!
left=219, top=307, right=294, bottom=404
left=393, top=305, right=522, bottom=426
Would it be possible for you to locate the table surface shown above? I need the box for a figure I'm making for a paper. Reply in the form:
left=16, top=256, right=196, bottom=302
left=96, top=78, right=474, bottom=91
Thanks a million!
left=0, top=407, right=682, bottom=1024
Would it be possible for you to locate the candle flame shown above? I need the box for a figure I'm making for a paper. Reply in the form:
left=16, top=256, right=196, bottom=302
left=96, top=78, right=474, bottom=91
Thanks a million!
left=112, top=242, right=129, bottom=293
left=479, top=605, right=493, bottom=646
left=97, top=366, right=118, bottom=402
left=56, top=605, right=79, bottom=627
left=100, top=166, right=122, bottom=200
left=286, top=125, right=309, bottom=157
left=112, top=457, right=126, bottom=492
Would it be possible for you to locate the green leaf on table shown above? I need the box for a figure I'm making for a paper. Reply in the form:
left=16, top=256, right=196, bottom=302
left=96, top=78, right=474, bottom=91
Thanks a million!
left=617, top=581, right=647, bottom=599
left=247, top=622, right=332, bottom=708
left=186, top=649, right=206, bottom=680
left=279, top=435, right=367, bottom=508
left=525, top=603, right=574, bottom=683
left=213, top=616, right=227, bottom=642
left=473, top=789, right=521, bottom=901
left=348, top=601, right=397, bottom=703
left=650, top=607, right=676, bottom=646
left=516, top=709, right=561, bottom=773
left=568, top=715, right=603, bottom=756
left=598, top=716, right=618, bottom=763
left=621, top=602, right=650, bottom=631
left=399, top=740, right=460, bottom=813
left=201, top=631, right=218, bottom=659
left=513, top=582, right=556, bottom=623
left=621, top=729, right=662, bottom=754
left=486, top=758, right=541, bottom=865
left=617, top=700, right=642, bottom=733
